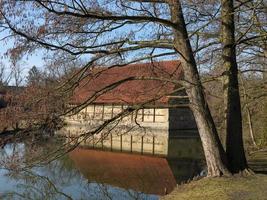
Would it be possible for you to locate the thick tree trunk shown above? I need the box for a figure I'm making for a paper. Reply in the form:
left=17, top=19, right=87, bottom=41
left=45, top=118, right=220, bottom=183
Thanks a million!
left=169, top=0, right=230, bottom=176
left=221, top=0, right=248, bottom=173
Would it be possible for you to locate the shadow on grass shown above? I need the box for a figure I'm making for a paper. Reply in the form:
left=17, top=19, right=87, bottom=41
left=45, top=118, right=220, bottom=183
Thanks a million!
left=249, top=151, right=267, bottom=174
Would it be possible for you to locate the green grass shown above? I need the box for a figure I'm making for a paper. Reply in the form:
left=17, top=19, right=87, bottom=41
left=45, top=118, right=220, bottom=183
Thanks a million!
left=162, top=174, right=267, bottom=200
left=162, top=151, right=267, bottom=200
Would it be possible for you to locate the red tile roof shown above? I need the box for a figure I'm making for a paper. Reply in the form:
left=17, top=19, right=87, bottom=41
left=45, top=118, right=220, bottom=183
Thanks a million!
left=71, top=60, right=183, bottom=105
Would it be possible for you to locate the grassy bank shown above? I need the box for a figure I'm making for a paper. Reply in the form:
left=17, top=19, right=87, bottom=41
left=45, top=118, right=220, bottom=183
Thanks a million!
left=162, top=151, right=267, bottom=200
left=162, top=174, right=267, bottom=200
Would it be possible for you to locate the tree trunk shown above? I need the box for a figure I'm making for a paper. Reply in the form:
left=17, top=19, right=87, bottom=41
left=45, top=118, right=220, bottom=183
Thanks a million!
left=246, top=107, right=257, bottom=147
left=169, top=0, right=230, bottom=176
left=240, top=75, right=257, bottom=147
left=263, top=45, right=267, bottom=80
left=221, top=0, right=248, bottom=173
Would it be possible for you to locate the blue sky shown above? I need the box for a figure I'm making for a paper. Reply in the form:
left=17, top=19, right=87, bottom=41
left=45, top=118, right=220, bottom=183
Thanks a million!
left=0, top=31, right=44, bottom=85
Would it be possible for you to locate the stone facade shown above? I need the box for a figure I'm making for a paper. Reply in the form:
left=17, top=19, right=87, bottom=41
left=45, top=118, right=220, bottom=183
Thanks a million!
left=61, top=104, right=169, bottom=155
left=60, top=103, right=200, bottom=157
left=58, top=61, right=202, bottom=157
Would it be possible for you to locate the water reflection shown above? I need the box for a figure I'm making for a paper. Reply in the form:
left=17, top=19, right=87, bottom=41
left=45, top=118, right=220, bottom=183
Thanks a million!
left=69, top=148, right=176, bottom=195
left=0, top=143, right=158, bottom=199
left=0, top=138, right=204, bottom=200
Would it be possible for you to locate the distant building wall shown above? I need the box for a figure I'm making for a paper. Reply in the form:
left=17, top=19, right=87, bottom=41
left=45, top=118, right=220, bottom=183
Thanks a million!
left=60, top=104, right=170, bottom=156
left=169, top=107, right=198, bottom=137
left=168, top=89, right=198, bottom=137
left=167, top=94, right=201, bottom=159
left=59, top=103, right=202, bottom=158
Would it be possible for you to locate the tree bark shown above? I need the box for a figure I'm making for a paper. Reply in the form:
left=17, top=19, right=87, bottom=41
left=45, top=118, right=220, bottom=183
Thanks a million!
left=221, top=0, right=248, bottom=173
left=240, top=75, right=257, bottom=147
left=169, top=0, right=230, bottom=176
left=263, top=45, right=267, bottom=80
left=246, top=107, right=257, bottom=147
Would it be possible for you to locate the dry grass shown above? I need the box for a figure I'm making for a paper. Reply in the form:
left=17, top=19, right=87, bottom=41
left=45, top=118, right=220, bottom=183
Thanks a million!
left=162, top=151, right=267, bottom=200
left=162, top=174, right=267, bottom=200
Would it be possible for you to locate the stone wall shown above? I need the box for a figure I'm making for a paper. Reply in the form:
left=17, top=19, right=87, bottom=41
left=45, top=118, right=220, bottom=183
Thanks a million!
left=59, top=104, right=170, bottom=156
left=58, top=103, right=202, bottom=158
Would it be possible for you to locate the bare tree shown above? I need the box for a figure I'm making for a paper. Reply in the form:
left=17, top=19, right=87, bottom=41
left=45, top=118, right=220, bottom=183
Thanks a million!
left=0, top=61, right=11, bottom=87
left=240, top=74, right=257, bottom=147
left=221, top=0, right=249, bottom=173
left=1, top=0, right=253, bottom=176
left=11, top=61, right=24, bottom=87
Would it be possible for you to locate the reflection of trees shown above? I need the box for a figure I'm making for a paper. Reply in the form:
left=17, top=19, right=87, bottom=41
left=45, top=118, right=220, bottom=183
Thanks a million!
left=83, top=182, right=157, bottom=200
left=5, top=169, right=73, bottom=200
left=1, top=141, right=158, bottom=200
left=22, top=136, right=69, bottom=168
left=4, top=166, right=158, bottom=200
left=0, top=143, right=25, bottom=171
left=0, top=136, right=206, bottom=199
left=3, top=157, right=83, bottom=200
left=0, top=141, right=79, bottom=199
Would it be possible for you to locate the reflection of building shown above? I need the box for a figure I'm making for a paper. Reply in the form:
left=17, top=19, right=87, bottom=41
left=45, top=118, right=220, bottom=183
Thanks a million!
left=61, top=61, right=201, bottom=157
left=69, top=148, right=177, bottom=195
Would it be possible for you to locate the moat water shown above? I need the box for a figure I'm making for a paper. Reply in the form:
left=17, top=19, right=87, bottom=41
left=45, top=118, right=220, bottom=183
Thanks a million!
left=0, top=137, right=204, bottom=200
